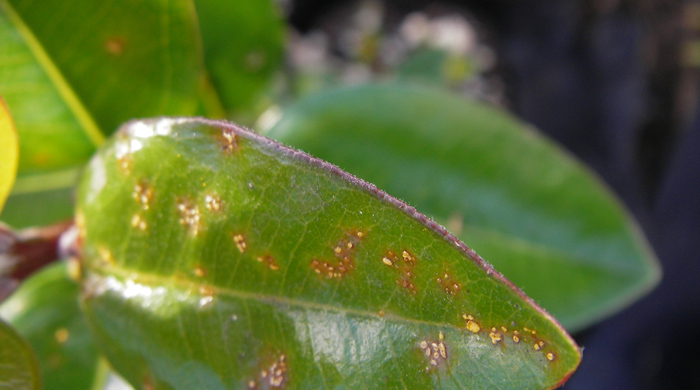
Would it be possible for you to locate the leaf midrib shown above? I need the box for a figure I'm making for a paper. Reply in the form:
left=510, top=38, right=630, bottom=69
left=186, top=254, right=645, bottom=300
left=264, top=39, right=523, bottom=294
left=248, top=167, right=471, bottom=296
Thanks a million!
left=0, top=0, right=104, bottom=147
left=88, top=263, right=482, bottom=332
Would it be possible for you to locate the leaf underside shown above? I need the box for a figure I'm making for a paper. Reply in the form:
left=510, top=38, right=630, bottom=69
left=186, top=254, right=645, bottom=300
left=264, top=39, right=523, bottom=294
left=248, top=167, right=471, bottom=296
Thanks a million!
left=265, top=84, right=661, bottom=332
left=77, top=118, right=580, bottom=390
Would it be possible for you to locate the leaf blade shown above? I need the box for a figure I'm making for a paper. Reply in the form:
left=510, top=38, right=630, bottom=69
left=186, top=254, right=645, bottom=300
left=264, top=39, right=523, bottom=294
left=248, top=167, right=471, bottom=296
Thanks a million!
left=0, top=262, right=100, bottom=390
left=77, top=118, right=580, bottom=389
left=0, top=318, right=40, bottom=390
left=0, top=96, right=18, bottom=211
left=194, top=0, right=285, bottom=115
left=265, top=84, right=661, bottom=332
left=0, top=0, right=204, bottom=227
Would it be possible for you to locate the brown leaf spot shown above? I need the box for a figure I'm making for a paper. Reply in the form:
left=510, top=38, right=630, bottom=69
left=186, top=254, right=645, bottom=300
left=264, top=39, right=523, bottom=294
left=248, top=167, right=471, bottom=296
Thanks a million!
left=383, top=249, right=417, bottom=294
left=193, top=265, right=206, bottom=278
left=204, top=194, right=223, bottom=212
left=489, top=327, right=503, bottom=345
left=512, top=330, right=521, bottom=344
left=219, top=128, right=238, bottom=154
left=436, top=269, right=461, bottom=296
left=310, top=230, right=364, bottom=279
left=117, top=154, right=132, bottom=174
left=97, top=246, right=115, bottom=266
left=130, top=214, right=147, bottom=231
left=177, top=198, right=201, bottom=236
left=133, top=179, right=153, bottom=210
left=198, top=286, right=215, bottom=308
left=233, top=233, right=247, bottom=253
left=461, top=313, right=481, bottom=333
left=104, top=37, right=125, bottom=55
left=249, top=353, right=287, bottom=389
left=54, top=328, right=69, bottom=344
left=257, top=255, right=279, bottom=271
left=142, top=375, right=155, bottom=390
left=420, top=332, right=448, bottom=371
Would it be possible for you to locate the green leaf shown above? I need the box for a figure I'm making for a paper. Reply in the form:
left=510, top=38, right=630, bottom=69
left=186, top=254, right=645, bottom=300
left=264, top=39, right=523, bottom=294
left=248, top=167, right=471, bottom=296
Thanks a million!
left=76, top=118, right=580, bottom=389
left=0, top=262, right=100, bottom=390
left=0, top=0, right=203, bottom=227
left=194, top=0, right=285, bottom=116
left=265, top=84, right=661, bottom=332
left=0, top=317, right=40, bottom=390
left=397, top=49, right=475, bottom=87
left=0, top=96, right=18, bottom=211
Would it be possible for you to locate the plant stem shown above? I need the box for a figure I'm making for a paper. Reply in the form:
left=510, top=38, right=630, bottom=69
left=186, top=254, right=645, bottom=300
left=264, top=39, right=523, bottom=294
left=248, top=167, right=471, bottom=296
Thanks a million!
left=0, top=220, right=73, bottom=301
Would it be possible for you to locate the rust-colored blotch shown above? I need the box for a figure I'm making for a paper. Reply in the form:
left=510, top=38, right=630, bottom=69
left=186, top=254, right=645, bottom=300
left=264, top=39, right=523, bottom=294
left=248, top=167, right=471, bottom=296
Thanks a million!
left=383, top=249, right=417, bottom=294
left=310, top=230, right=364, bottom=279
left=257, top=255, right=279, bottom=271
left=420, top=332, right=448, bottom=371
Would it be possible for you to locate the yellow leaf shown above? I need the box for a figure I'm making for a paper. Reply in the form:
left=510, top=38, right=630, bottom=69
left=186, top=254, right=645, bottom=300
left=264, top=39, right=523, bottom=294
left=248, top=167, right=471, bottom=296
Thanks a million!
left=0, top=96, right=19, bottom=211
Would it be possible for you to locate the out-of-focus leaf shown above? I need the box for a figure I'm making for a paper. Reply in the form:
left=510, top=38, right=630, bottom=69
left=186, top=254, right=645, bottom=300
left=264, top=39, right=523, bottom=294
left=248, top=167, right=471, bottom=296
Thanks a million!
left=194, top=0, right=285, bottom=116
left=76, top=118, right=580, bottom=390
left=0, top=0, right=203, bottom=227
left=0, top=262, right=100, bottom=390
left=0, top=317, right=40, bottom=389
left=266, top=84, right=661, bottom=332
left=397, top=49, right=475, bottom=87
left=0, top=96, right=17, bottom=211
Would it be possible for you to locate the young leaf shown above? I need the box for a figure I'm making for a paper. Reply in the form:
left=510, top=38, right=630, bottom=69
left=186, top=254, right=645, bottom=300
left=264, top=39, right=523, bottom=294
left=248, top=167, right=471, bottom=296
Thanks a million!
left=0, top=262, right=99, bottom=390
left=0, top=318, right=40, bottom=390
left=76, top=118, right=580, bottom=389
left=0, top=96, right=17, bottom=211
left=265, top=84, right=661, bottom=332
left=0, top=0, right=202, bottom=227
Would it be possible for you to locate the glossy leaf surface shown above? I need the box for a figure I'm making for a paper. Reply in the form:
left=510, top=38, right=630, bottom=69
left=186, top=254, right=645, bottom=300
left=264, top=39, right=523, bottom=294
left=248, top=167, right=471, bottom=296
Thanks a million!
left=0, top=318, right=40, bottom=389
left=77, top=118, right=580, bottom=389
left=266, top=84, right=661, bottom=332
left=0, top=262, right=100, bottom=390
left=0, top=0, right=202, bottom=227
left=195, top=0, right=285, bottom=115
left=0, top=96, right=17, bottom=210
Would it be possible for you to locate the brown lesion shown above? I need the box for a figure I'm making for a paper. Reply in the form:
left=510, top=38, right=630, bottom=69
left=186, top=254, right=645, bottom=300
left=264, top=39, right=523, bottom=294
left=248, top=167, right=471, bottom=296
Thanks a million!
left=219, top=127, right=238, bottom=154
left=233, top=233, right=247, bottom=253
left=419, top=332, right=448, bottom=371
left=247, top=352, right=288, bottom=389
left=117, top=153, right=132, bottom=174
left=310, top=230, right=364, bottom=279
left=257, top=254, right=279, bottom=271
left=436, top=268, right=461, bottom=296
left=141, top=374, right=155, bottom=390
left=204, top=194, right=223, bottom=213
left=382, top=248, right=417, bottom=294
left=104, top=37, right=126, bottom=55
left=176, top=198, right=201, bottom=237
left=132, top=179, right=153, bottom=210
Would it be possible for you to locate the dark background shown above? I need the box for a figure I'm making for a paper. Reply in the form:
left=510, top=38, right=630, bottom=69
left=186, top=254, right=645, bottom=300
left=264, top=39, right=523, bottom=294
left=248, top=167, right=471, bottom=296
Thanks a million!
left=287, top=0, right=700, bottom=388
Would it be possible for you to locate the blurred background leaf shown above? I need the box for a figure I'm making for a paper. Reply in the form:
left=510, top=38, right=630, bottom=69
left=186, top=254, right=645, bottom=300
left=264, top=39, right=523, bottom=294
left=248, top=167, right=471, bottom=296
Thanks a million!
left=266, top=83, right=661, bottom=332
left=0, top=262, right=100, bottom=390
left=194, top=0, right=285, bottom=122
left=0, top=0, right=286, bottom=228
left=0, top=95, right=17, bottom=211
left=0, top=317, right=40, bottom=390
